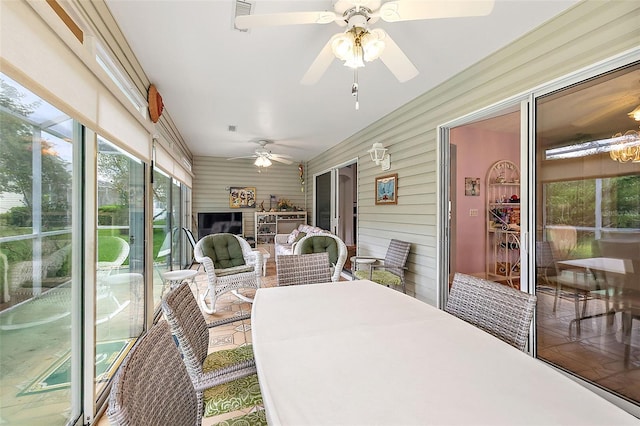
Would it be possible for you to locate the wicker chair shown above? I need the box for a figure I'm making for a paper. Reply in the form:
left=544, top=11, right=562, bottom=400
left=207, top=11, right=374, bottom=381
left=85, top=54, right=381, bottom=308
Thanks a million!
left=108, top=321, right=201, bottom=425
left=293, top=233, right=347, bottom=282
left=353, top=239, right=411, bottom=293
left=161, top=281, right=261, bottom=418
left=445, top=273, right=537, bottom=351
left=194, top=233, right=262, bottom=314
left=276, top=252, right=332, bottom=286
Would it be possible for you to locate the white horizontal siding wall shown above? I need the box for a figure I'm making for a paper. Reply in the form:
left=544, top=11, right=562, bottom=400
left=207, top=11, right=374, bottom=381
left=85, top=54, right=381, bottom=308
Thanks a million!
left=192, top=156, right=307, bottom=239
left=307, top=0, right=640, bottom=305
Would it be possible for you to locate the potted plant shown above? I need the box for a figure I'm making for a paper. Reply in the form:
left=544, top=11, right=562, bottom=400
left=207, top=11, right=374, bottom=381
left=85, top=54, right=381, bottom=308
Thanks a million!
left=277, top=198, right=294, bottom=211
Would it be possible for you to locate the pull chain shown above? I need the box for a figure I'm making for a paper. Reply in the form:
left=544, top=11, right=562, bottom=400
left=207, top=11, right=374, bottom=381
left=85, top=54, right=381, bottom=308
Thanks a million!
left=352, top=68, right=359, bottom=110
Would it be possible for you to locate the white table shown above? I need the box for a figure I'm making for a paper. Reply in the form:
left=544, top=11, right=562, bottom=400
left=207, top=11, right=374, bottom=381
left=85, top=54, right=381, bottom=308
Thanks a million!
left=253, top=247, right=270, bottom=276
left=557, top=257, right=633, bottom=276
left=161, top=269, right=198, bottom=293
left=350, top=256, right=376, bottom=277
left=251, top=280, right=637, bottom=425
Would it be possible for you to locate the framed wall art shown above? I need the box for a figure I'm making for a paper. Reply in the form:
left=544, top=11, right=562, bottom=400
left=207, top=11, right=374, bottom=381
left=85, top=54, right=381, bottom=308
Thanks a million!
left=229, top=186, right=256, bottom=208
left=465, top=177, right=480, bottom=196
left=375, top=173, right=398, bottom=205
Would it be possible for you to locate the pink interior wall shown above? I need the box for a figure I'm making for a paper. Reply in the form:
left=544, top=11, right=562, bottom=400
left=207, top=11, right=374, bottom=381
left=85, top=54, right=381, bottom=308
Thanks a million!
left=451, top=126, right=520, bottom=274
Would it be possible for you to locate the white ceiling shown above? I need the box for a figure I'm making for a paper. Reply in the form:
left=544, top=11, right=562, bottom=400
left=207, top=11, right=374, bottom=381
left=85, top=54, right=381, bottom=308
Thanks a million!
left=105, top=0, right=580, bottom=162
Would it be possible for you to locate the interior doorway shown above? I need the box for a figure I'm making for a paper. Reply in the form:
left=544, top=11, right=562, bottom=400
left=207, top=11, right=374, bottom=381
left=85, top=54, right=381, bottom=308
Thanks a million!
left=447, top=108, right=524, bottom=289
left=314, top=160, right=358, bottom=272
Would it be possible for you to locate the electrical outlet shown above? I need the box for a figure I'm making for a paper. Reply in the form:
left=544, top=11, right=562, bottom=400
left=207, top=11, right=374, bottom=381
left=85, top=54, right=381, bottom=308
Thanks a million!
left=469, top=209, right=478, bottom=217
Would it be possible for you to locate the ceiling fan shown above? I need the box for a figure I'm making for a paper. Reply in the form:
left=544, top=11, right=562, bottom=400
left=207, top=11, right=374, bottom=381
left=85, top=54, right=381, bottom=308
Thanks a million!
left=227, top=140, right=294, bottom=167
left=235, top=0, right=495, bottom=87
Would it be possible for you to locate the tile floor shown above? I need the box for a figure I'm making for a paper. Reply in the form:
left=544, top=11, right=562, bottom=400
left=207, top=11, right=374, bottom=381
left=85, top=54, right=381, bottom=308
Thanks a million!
left=535, top=284, right=640, bottom=403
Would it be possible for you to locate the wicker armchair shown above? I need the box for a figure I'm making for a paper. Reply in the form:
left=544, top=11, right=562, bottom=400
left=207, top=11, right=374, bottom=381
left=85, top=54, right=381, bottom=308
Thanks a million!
left=161, top=281, right=261, bottom=418
left=194, top=233, right=262, bottom=314
left=108, top=321, right=201, bottom=425
left=293, top=233, right=347, bottom=282
left=445, top=272, right=537, bottom=351
left=353, top=239, right=411, bottom=293
left=276, top=252, right=332, bottom=286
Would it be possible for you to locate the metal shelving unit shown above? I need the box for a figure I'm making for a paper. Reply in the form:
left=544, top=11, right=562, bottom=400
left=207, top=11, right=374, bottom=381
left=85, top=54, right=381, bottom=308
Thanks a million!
left=486, top=160, right=521, bottom=287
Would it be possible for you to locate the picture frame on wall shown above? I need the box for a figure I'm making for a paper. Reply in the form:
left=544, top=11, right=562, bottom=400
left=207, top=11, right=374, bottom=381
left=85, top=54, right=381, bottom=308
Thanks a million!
left=465, top=177, right=480, bottom=196
left=229, top=186, right=256, bottom=208
left=375, top=173, right=398, bottom=205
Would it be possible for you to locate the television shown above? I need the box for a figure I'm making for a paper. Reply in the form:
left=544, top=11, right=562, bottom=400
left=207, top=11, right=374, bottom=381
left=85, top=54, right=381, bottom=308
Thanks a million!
left=197, top=212, right=244, bottom=240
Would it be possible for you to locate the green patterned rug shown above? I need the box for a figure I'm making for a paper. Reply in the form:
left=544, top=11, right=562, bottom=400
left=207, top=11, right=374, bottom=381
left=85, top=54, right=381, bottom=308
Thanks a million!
left=18, top=338, right=135, bottom=396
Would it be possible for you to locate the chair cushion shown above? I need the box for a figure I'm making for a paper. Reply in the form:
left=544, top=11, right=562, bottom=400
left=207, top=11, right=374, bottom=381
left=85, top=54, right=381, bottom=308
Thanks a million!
left=297, top=236, right=338, bottom=265
left=212, top=409, right=267, bottom=426
left=202, top=345, right=254, bottom=372
left=354, top=270, right=402, bottom=286
left=294, top=231, right=307, bottom=242
left=201, top=234, right=246, bottom=269
left=214, top=265, right=254, bottom=277
left=202, top=345, right=262, bottom=417
left=203, top=374, right=263, bottom=417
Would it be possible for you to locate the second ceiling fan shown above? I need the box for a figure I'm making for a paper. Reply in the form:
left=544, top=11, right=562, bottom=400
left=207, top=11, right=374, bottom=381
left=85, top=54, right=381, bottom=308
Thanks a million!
left=227, top=140, right=294, bottom=168
left=235, top=0, right=495, bottom=86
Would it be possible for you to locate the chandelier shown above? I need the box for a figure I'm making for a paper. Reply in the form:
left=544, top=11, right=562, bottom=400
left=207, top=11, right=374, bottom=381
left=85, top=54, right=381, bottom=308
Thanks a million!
left=609, top=102, right=640, bottom=163
left=609, top=129, right=640, bottom=163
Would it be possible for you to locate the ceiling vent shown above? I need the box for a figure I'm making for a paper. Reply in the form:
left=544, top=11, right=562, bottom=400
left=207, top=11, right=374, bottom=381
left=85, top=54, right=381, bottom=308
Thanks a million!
left=234, top=1, right=253, bottom=32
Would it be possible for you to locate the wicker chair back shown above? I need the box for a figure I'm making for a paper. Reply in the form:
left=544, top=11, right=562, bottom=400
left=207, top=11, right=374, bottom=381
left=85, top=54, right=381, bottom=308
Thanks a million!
left=445, top=273, right=537, bottom=351
left=108, top=321, right=200, bottom=425
left=276, top=253, right=332, bottom=286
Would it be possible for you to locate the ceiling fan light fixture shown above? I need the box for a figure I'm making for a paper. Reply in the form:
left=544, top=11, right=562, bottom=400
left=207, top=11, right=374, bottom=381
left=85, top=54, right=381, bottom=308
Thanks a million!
left=254, top=156, right=272, bottom=167
left=344, top=44, right=365, bottom=68
left=331, top=34, right=354, bottom=61
left=629, top=104, right=640, bottom=121
left=361, top=29, right=385, bottom=61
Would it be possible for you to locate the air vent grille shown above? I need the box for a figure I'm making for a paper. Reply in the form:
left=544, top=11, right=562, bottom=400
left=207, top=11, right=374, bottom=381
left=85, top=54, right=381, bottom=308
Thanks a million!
left=234, top=1, right=252, bottom=32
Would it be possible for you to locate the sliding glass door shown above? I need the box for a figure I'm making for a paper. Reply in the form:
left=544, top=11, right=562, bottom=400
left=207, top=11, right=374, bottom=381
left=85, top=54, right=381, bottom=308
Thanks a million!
left=0, top=74, right=81, bottom=424
left=95, top=138, right=145, bottom=400
left=534, top=62, right=640, bottom=405
left=315, top=171, right=333, bottom=231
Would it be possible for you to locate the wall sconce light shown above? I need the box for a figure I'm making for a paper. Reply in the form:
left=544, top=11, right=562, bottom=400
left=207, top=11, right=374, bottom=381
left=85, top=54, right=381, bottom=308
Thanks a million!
left=368, top=142, right=391, bottom=170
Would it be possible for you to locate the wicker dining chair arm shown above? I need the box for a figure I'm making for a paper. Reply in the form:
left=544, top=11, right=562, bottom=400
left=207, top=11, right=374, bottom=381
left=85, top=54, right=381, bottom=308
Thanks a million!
left=193, top=360, right=258, bottom=392
left=206, top=313, right=252, bottom=329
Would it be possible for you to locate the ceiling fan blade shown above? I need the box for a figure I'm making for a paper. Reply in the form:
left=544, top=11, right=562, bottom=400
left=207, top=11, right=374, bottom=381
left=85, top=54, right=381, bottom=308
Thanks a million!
left=235, top=11, right=337, bottom=29
left=377, top=30, right=418, bottom=82
left=227, top=155, right=256, bottom=161
left=301, top=35, right=339, bottom=85
left=271, top=152, right=294, bottom=159
left=270, top=156, right=294, bottom=165
left=379, top=0, right=495, bottom=22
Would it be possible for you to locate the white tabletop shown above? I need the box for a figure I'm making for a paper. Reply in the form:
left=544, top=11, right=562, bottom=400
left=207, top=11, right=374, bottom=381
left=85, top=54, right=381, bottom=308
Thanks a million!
left=558, top=257, right=633, bottom=275
left=161, top=269, right=198, bottom=282
left=251, top=280, right=637, bottom=425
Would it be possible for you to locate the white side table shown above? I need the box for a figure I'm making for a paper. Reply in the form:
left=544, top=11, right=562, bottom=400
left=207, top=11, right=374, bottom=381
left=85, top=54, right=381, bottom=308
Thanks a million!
left=253, top=247, right=271, bottom=276
left=350, top=257, right=377, bottom=279
left=161, top=269, right=198, bottom=295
